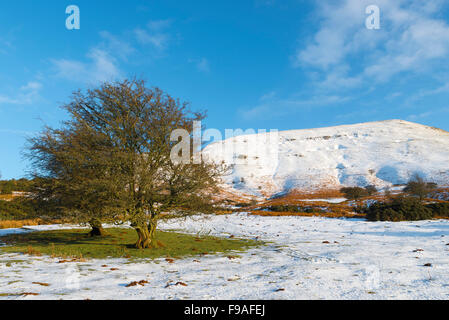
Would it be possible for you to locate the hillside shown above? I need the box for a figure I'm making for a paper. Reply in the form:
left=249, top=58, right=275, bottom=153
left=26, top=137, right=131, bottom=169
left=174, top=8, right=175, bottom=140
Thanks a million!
left=202, top=120, right=449, bottom=197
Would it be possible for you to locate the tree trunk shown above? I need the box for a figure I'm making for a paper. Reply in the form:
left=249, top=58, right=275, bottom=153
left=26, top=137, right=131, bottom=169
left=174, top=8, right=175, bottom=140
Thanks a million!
left=148, top=217, right=158, bottom=240
left=132, top=217, right=158, bottom=249
left=88, top=219, right=106, bottom=237
left=134, top=223, right=152, bottom=249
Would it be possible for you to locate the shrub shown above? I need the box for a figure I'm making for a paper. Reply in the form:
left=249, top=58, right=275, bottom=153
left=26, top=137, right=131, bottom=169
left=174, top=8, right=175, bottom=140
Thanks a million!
left=265, top=205, right=323, bottom=213
left=0, top=178, right=35, bottom=195
left=426, top=202, right=449, bottom=218
left=340, top=187, right=368, bottom=201
left=266, top=205, right=300, bottom=212
left=354, top=204, right=369, bottom=214
left=366, top=196, right=434, bottom=221
left=235, top=199, right=258, bottom=208
left=0, top=199, right=37, bottom=221
left=364, top=185, right=378, bottom=196
left=403, top=175, right=437, bottom=200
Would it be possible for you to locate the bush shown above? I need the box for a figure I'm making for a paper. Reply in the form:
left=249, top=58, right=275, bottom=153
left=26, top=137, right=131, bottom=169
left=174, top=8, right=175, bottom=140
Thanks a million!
left=340, top=187, right=368, bottom=201
left=403, top=175, right=437, bottom=200
left=354, top=204, right=369, bottom=214
left=0, top=178, right=35, bottom=195
left=265, top=205, right=323, bottom=213
left=366, top=196, right=434, bottom=221
left=0, top=199, right=38, bottom=221
left=365, top=185, right=378, bottom=196
left=267, top=205, right=299, bottom=212
left=235, top=199, right=258, bottom=208
left=426, top=202, right=449, bottom=218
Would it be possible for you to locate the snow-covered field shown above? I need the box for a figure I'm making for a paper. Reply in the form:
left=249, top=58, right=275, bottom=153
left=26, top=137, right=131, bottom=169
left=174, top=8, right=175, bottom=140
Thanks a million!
left=1, top=213, right=448, bottom=300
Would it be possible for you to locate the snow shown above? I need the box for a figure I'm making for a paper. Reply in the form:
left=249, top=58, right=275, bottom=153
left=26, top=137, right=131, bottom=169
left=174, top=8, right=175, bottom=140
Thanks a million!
left=300, top=198, right=347, bottom=203
left=202, top=120, right=449, bottom=197
left=1, top=214, right=449, bottom=300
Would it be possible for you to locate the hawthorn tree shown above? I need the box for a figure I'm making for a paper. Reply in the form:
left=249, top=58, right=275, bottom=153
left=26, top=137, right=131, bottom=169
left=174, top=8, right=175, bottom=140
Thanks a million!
left=26, top=120, right=124, bottom=236
left=340, top=187, right=368, bottom=201
left=28, top=79, right=226, bottom=248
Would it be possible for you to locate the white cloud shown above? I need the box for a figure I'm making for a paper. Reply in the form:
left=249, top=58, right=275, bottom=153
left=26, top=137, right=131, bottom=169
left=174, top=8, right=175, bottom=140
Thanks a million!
left=239, top=1, right=449, bottom=120
left=52, top=48, right=122, bottom=84
left=196, top=58, right=210, bottom=73
left=295, top=0, right=449, bottom=86
left=260, top=91, right=276, bottom=101
left=240, top=93, right=351, bottom=119
left=99, top=31, right=135, bottom=61
left=51, top=19, right=175, bottom=85
left=189, top=58, right=210, bottom=73
left=147, top=19, right=172, bottom=31
left=51, top=27, right=147, bottom=84
left=0, top=35, right=14, bottom=55
left=134, top=28, right=169, bottom=49
left=294, top=0, right=368, bottom=70
left=134, top=19, right=172, bottom=50
left=20, top=81, right=42, bottom=92
left=407, top=106, right=449, bottom=121
left=0, top=81, right=42, bottom=105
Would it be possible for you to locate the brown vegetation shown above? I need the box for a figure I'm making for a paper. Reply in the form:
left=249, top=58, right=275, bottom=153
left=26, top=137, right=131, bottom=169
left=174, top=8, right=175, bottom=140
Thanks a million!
left=0, top=218, right=63, bottom=229
left=126, top=280, right=149, bottom=287
left=0, top=194, right=17, bottom=201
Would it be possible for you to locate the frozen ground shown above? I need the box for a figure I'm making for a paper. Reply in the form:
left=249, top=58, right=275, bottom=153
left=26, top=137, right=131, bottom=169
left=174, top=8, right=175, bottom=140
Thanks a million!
left=1, top=213, right=448, bottom=300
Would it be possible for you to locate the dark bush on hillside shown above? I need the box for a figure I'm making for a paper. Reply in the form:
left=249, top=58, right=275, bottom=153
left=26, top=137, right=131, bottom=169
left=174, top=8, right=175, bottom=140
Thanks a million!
left=364, top=185, right=378, bottom=196
left=340, top=187, right=368, bottom=201
left=426, top=202, right=449, bottom=218
left=235, top=199, right=258, bottom=208
left=267, top=205, right=300, bottom=212
left=366, top=196, right=433, bottom=221
left=0, top=197, right=62, bottom=221
left=354, top=204, right=369, bottom=214
left=403, top=175, right=437, bottom=200
left=0, top=179, right=35, bottom=195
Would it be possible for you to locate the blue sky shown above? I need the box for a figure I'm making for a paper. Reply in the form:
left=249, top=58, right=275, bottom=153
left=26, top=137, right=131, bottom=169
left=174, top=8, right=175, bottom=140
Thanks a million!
left=1, top=0, right=449, bottom=179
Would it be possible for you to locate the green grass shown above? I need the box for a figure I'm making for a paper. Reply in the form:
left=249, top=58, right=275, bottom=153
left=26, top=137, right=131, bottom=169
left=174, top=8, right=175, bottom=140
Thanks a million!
left=0, top=228, right=261, bottom=260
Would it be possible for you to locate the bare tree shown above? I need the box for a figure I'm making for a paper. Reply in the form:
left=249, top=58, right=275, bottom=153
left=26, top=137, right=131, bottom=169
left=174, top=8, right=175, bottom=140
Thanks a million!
left=403, top=174, right=437, bottom=201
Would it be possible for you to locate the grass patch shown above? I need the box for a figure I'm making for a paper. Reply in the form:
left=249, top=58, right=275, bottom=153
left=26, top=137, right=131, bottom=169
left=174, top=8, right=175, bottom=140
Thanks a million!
left=0, top=228, right=261, bottom=260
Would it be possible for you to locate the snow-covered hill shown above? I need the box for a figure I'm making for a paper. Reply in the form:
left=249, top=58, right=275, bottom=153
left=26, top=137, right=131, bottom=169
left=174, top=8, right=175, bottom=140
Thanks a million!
left=202, top=120, right=449, bottom=197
